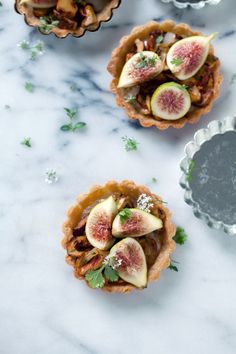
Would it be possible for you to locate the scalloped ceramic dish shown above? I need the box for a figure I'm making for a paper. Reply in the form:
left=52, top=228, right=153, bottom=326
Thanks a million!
left=180, top=116, right=236, bottom=235
left=15, top=0, right=121, bottom=38
left=161, top=0, right=222, bottom=9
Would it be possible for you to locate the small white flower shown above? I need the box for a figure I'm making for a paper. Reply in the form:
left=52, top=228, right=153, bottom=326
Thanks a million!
left=103, top=255, right=122, bottom=269
left=45, top=169, right=58, bottom=185
left=137, top=193, right=154, bottom=213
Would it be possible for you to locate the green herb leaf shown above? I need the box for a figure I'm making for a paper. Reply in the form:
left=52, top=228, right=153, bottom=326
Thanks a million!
left=169, top=262, right=178, bottom=272
left=18, top=40, right=30, bottom=50
left=156, top=35, right=164, bottom=44
left=21, top=137, right=32, bottom=148
left=152, top=177, right=157, bottom=183
left=125, top=95, right=137, bottom=104
left=187, top=159, right=196, bottom=182
left=135, top=53, right=158, bottom=69
left=173, top=227, right=187, bottom=245
left=64, top=107, right=77, bottom=120
left=72, top=122, right=86, bottom=131
left=85, top=268, right=105, bottom=288
left=104, top=266, right=119, bottom=282
left=60, top=124, right=72, bottom=132
left=180, top=84, right=188, bottom=90
left=25, top=82, right=35, bottom=93
left=171, top=57, right=183, bottom=66
left=119, top=208, right=132, bottom=224
left=39, top=16, right=59, bottom=33
left=122, top=136, right=139, bottom=152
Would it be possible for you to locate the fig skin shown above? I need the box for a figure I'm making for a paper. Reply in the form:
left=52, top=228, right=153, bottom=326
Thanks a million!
left=19, top=0, right=56, bottom=8
left=112, top=208, right=163, bottom=238
left=109, top=238, right=147, bottom=288
left=167, top=33, right=216, bottom=80
left=118, top=51, right=163, bottom=89
left=151, top=82, right=191, bottom=120
left=85, top=196, right=117, bottom=251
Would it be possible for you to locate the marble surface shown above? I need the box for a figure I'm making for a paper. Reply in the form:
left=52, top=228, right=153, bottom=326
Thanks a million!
left=0, top=1, right=236, bottom=354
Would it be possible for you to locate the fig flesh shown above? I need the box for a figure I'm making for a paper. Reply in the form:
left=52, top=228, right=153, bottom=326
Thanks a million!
left=109, top=238, right=147, bottom=288
left=112, top=208, right=162, bottom=238
left=118, top=51, right=163, bottom=89
left=151, top=82, right=191, bottom=120
left=86, top=196, right=117, bottom=250
left=166, top=33, right=216, bottom=80
left=20, top=0, right=56, bottom=8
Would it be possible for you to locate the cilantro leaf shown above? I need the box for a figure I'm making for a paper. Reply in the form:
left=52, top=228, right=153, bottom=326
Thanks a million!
left=173, top=227, right=188, bottom=245
left=119, top=208, right=132, bottom=224
left=104, top=266, right=119, bottom=282
left=72, top=122, right=86, bottom=131
left=85, top=268, right=105, bottom=288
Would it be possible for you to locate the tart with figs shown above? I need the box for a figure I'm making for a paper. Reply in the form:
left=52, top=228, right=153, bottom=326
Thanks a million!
left=15, top=0, right=121, bottom=38
left=107, top=20, right=222, bottom=130
left=62, top=181, right=176, bottom=293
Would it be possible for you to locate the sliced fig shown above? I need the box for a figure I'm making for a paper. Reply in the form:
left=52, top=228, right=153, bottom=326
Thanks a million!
left=112, top=208, right=162, bottom=238
left=109, top=238, right=147, bottom=288
left=85, top=196, right=117, bottom=250
left=166, top=33, right=216, bottom=80
left=20, top=0, right=56, bottom=8
left=151, top=82, right=191, bottom=120
left=118, top=51, right=163, bottom=89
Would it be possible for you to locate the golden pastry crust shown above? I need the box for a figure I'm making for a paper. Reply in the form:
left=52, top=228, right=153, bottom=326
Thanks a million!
left=15, top=0, right=121, bottom=38
left=62, top=180, right=176, bottom=293
left=107, top=20, right=223, bottom=130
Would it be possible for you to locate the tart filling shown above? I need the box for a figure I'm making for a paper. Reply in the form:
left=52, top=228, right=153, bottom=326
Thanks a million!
left=16, top=0, right=120, bottom=37
left=108, top=21, right=222, bottom=129
left=62, top=181, right=176, bottom=293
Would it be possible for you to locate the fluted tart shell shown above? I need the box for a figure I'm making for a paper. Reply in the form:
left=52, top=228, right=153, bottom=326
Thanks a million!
left=62, top=180, right=176, bottom=293
left=15, top=0, right=121, bottom=38
left=107, top=20, right=223, bottom=130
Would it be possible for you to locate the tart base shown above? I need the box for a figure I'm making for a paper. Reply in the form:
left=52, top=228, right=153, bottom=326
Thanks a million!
left=15, top=0, right=121, bottom=38
left=107, top=20, right=223, bottom=130
left=62, top=180, right=176, bottom=293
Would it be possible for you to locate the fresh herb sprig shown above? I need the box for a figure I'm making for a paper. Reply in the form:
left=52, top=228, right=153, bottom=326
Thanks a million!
left=60, top=108, right=86, bottom=132
left=169, top=260, right=179, bottom=272
left=122, top=136, right=139, bottom=151
left=119, top=208, right=132, bottom=224
left=173, top=227, right=188, bottom=245
left=135, top=53, right=158, bottom=69
left=21, top=137, right=32, bottom=148
left=171, top=57, right=183, bottom=66
left=85, top=258, right=119, bottom=288
left=39, top=16, right=59, bottom=34
left=125, top=95, right=137, bottom=104
left=25, top=82, right=35, bottom=93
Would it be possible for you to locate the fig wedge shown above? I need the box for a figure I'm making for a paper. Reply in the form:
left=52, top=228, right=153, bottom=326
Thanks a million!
left=112, top=208, right=162, bottom=238
left=110, top=238, right=147, bottom=288
left=19, top=0, right=56, bottom=8
left=151, top=82, right=191, bottom=120
left=167, top=33, right=216, bottom=80
left=118, top=51, right=163, bottom=89
left=86, top=196, right=117, bottom=250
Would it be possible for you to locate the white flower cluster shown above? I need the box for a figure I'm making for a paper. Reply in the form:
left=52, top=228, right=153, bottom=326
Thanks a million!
left=103, top=254, right=122, bottom=269
left=137, top=193, right=154, bottom=213
left=45, top=169, right=59, bottom=185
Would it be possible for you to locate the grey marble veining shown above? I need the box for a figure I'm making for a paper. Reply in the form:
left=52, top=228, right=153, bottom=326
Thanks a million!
left=0, top=1, right=236, bottom=354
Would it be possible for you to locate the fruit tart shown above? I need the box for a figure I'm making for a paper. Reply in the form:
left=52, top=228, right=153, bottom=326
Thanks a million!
left=15, top=0, right=121, bottom=38
left=107, top=20, right=222, bottom=130
left=62, top=180, right=176, bottom=293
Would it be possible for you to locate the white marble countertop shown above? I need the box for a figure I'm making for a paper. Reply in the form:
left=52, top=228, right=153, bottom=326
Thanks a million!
left=1, top=1, right=236, bottom=353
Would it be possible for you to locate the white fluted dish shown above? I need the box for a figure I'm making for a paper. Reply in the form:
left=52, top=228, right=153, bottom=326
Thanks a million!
left=161, top=0, right=222, bottom=9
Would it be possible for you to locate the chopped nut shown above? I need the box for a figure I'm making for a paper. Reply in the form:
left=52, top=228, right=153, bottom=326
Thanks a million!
left=189, top=85, right=201, bottom=103
left=135, top=39, right=144, bottom=53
